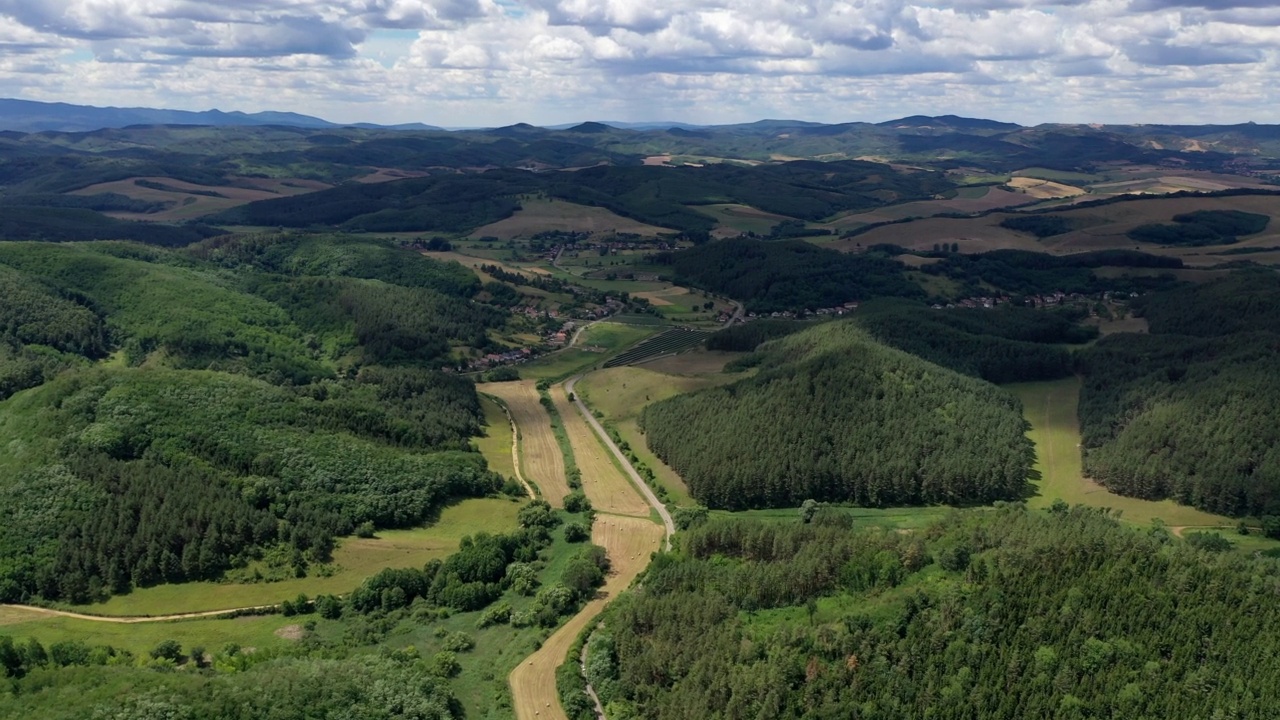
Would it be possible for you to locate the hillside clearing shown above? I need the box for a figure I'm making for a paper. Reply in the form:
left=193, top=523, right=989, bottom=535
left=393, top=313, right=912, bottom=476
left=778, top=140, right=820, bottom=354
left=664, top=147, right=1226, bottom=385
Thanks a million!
left=1008, top=377, right=1238, bottom=527
left=71, top=498, right=521, bottom=616
left=468, top=198, right=670, bottom=240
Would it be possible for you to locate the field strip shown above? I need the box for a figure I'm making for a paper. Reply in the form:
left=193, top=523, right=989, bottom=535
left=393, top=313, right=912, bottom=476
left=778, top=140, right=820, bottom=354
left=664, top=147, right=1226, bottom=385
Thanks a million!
left=508, top=515, right=663, bottom=720
left=550, top=385, right=652, bottom=518
left=565, top=376, right=675, bottom=548
left=480, top=380, right=570, bottom=506
left=483, top=394, right=536, bottom=500
left=0, top=603, right=274, bottom=624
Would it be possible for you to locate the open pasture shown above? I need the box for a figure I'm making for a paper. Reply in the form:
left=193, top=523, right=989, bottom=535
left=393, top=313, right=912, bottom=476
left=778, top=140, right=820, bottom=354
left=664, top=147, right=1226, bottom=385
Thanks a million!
left=0, top=607, right=305, bottom=658
left=1007, top=377, right=1241, bottom=528
left=474, top=395, right=517, bottom=481
left=56, top=497, right=521, bottom=616
left=516, top=321, right=661, bottom=380
left=693, top=203, right=792, bottom=236
left=832, top=192, right=1280, bottom=262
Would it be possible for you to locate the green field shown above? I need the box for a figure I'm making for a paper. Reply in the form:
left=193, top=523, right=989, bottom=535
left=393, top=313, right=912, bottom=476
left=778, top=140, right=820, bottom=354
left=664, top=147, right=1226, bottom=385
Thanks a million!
left=72, top=498, right=523, bottom=616
left=0, top=608, right=302, bottom=658
left=711, top=506, right=951, bottom=530
left=473, top=395, right=516, bottom=481
left=1012, top=167, right=1107, bottom=183
left=1007, top=377, right=1247, bottom=528
left=516, top=321, right=660, bottom=380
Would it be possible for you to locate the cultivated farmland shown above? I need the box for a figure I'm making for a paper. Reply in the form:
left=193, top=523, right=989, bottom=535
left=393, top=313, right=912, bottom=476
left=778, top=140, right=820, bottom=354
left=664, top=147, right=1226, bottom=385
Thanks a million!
left=602, top=328, right=711, bottom=367
left=479, top=381, right=571, bottom=505
left=551, top=385, right=652, bottom=517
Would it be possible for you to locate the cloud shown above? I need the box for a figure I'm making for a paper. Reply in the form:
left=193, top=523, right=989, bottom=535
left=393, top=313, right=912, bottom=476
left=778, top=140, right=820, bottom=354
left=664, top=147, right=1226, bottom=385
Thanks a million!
left=0, top=0, right=1276, bottom=126
left=1124, top=39, right=1263, bottom=65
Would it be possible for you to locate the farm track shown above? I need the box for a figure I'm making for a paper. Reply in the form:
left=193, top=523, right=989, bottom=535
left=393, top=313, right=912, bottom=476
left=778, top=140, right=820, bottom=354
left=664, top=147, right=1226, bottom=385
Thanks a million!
left=551, top=385, right=652, bottom=518
left=480, top=381, right=571, bottom=506
left=508, top=515, right=663, bottom=720
left=509, top=374, right=670, bottom=720
left=486, top=395, right=536, bottom=500
left=0, top=603, right=275, bottom=624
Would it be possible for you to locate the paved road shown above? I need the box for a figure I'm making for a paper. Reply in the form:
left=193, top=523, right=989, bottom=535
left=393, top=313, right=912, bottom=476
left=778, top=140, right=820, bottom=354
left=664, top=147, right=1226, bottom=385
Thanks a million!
left=563, top=375, right=675, bottom=550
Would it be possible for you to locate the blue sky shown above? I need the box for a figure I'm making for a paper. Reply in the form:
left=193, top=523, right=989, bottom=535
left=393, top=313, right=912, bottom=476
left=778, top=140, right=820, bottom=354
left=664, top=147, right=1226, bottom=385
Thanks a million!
left=0, top=0, right=1278, bottom=126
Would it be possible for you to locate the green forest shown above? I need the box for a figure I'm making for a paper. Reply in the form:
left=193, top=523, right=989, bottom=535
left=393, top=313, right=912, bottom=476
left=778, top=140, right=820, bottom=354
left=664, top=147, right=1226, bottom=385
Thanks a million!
left=1, top=498, right=607, bottom=720
left=652, top=239, right=923, bottom=312
left=852, top=299, right=1094, bottom=383
left=0, top=236, right=518, bottom=603
left=640, top=320, right=1033, bottom=508
left=581, top=504, right=1280, bottom=719
left=1078, top=271, right=1280, bottom=520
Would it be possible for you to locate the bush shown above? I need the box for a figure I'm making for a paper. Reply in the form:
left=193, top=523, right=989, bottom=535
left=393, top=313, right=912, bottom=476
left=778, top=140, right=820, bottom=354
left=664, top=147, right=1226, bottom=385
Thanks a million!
left=564, top=521, right=591, bottom=543
left=563, top=492, right=592, bottom=514
left=149, top=640, right=182, bottom=663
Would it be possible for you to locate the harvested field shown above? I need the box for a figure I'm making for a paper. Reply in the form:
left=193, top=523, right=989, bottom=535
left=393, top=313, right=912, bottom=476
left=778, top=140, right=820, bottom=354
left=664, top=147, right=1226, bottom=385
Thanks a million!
left=508, top=515, right=663, bottom=720
left=480, top=381, right=570, bottom=506
left=825, top=188, right=1037, bottom=229
left=831, top=193, right=1280, bottom=259
left=1007, top=177, right=1086, bottom=199
left=551, top=385, right=651, bottom=517
left=633, top=286, right=691, bottom=307
left=469, top=199, right=669, bottom=240
left=354, top=168, right=430, bottom=184
left=70, top=175, right=315, bottom=222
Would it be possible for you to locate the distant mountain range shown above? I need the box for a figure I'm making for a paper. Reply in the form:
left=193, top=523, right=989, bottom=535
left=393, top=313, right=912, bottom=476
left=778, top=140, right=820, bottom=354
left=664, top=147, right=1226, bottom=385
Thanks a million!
left=0, top=98, right=442, bottom=133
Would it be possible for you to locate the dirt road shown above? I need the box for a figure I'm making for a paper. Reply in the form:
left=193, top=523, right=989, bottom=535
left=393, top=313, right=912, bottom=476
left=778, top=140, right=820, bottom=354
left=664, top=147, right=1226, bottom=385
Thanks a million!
left=564, top=376, right=675, bottom=549
left=480, top=380, right=571, bottom=506
left=508, top=516, right=663, bottom=720
left=0, top=603, right=274, bottom=624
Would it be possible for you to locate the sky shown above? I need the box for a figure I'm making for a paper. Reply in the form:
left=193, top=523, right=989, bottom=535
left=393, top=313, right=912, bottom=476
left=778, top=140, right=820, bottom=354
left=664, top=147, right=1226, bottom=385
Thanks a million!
left=0, top=0, right=1278, bottom=127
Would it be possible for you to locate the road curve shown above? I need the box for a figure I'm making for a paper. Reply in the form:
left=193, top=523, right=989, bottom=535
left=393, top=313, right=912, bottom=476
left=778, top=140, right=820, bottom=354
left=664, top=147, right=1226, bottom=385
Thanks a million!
left=0, top=603, right=277, bottom=624
left=564, top=375, right=675, bottom=550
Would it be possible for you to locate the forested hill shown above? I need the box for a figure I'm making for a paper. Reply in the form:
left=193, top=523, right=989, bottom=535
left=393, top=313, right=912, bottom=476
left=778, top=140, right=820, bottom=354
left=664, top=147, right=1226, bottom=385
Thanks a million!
left=587, top=504, right=1280, bottom=719
left=851, top=299, right=1096, bottom=383
left=640, top=320, right=1032, bottom=509
left=213, top=161, right=953, bottom=236
left=652, top=239, right=924, bottom=313
left=1078, top=271, right=1280, bottom=519
left=0, top=237, right=508, bottom=604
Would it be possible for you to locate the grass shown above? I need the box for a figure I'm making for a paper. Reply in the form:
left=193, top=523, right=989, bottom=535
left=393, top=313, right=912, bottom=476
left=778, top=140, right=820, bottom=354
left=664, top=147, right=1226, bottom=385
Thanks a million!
left=0, top=608, right=301, bottom=658
left=517, top=322, right=659, bottom=380
left=575, top=356, right=745, bottom=506
left=1006, top=377, right=1243, bottom=528
left=1012, top=167, right=1106, bottom=183
left=73, top=498, right=523, bottom=616
left=474, top=395, right=516, bottom=481
left=711, top=506, right=951, bottom=530
left=615, top=418, right=694, bottom=506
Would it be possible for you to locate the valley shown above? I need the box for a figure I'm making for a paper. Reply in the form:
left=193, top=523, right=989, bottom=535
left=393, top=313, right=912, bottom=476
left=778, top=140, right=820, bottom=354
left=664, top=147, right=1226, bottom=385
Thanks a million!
left=2, top=112, right=1280, bottom=720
